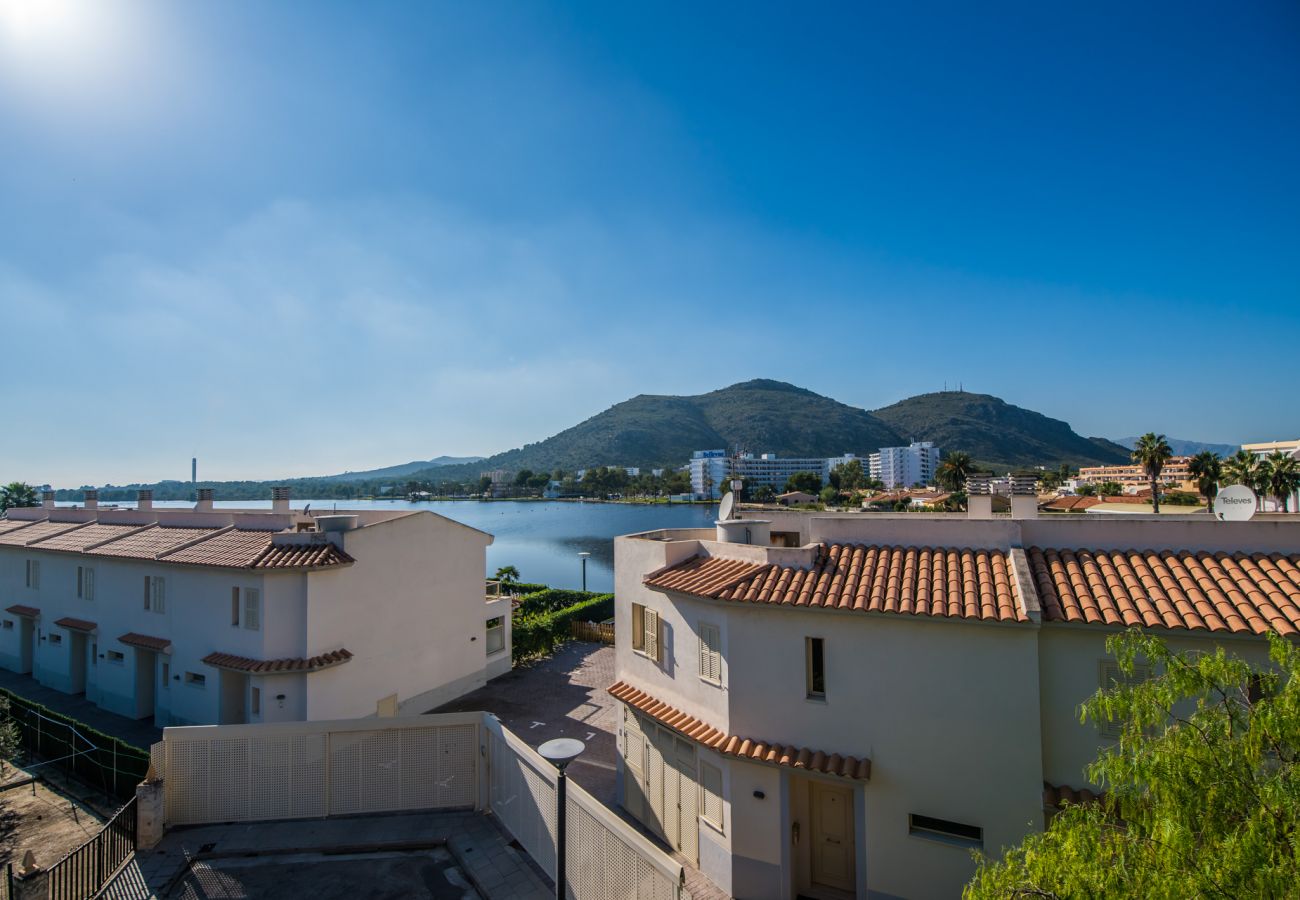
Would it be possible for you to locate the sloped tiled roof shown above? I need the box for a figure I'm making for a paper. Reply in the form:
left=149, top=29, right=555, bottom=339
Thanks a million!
left=1043, top=782, right=1102, bottom=809
left=610, top=681, right=871, bottom=780
left=119, top=632, right=172, bottom=652
left=161, top=529, right=282, bottom=567
left=1029, top=547, right=1300, bottom=635
left=0, top=519, right=41, bottom=535
left=5, top=605, right=39, bottom=618
left=54, top=617, right=97, bottom=632
left=0, top=520, right=82, bottom=546
left=251, top=542, right=352, bottom=569
left=32, top=523, right=143, bottom=552
left=93, top=526, right=217, bottom=558
left=201, top=648, right=353, bottom=674
left=647, top=544, right=1025, bottom=623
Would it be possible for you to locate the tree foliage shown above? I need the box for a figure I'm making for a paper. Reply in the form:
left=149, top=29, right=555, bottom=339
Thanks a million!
left=1130, top=432, right=1173, bottom=513
left=1261, top=451, right=1300, bottom=513
left=0, top=482, right=38, bottom=513
left=966, top=629, right=1300, bottom=899
left=784, top=471, right=823, bottom=494
left=1188, top=450, right=1222, bottom=514
left=937, top=451, right=974, bottom=491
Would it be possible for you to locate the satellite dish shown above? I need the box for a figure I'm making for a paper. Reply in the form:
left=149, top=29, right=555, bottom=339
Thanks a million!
left=1213, top=484, right=1256, bottom=521
left=718, top=491, right=736, bottom=521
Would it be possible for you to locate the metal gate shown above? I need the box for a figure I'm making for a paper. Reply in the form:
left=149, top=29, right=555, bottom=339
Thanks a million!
left=47, top=797, right=137, bottom=900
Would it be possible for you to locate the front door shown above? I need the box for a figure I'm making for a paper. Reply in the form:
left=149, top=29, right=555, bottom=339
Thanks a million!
left=220, top=670, right=248, bottom=724
left=811, top=781, right=855, bottom=893
left=18, top=619, right=33, bottom=673
left=134, top=649, right=156, bottom=719
left=68, top=632, right=87, bottom=694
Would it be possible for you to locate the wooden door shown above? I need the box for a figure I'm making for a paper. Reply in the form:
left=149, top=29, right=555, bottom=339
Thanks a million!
left=623, top=709, right=648, bottom=822
left=673, top=735, right=699, bottom=865
left=811, top=781, right=855, bottom=892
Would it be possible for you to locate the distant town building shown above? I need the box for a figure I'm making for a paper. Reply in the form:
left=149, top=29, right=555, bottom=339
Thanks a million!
left=1078, top=456, right=1194, bottom=492
left=0, top=489, right=509, bottom=727
left=689, top=451, right=729, bottom=499
left=689, top=451, right=866, bottom=500
left=776, top=491, right=817, bottom=506
left=869, top=441, right=941, bottom=490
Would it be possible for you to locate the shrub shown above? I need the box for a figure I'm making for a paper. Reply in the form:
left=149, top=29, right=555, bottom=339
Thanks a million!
left=515, top=588, right=604, bottom=616
left=512, top=593, right=615, bottom=662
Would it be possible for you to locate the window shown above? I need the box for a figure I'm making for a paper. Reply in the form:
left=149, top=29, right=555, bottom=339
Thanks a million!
left=251, top=686, right=261, bottom=715
left=49, top=633, right=62, bottom=646
left=77, top=566, right=95, bottom=600
left=700, top=761, right=724, bottom=831
left=184, top=671, right=206, bottom=687
left=25, top=560, right=39, bottom=589
left=2, top=620, right=11, bottom=630
left=698, top=622, right=722, bottom=684
left=909, top=814, right=983, bottom=849
left=485, top=616, right=505, bottom=655
left=243, top=588, right=260, bottom=631
left=805, top=637, right=826, bottom=699
left=91, top=642, right=97, bottom=666
left=1098, top=660, right=1151, bottom=738
left=631, top=603, right=660, bottom=662
left=161, top=661, right=169, bottom=687
left=106, top=650, right=125, bottom=664
left=144, top=576, right=166, bottom=613
left=231, top=588, right=241, bottom=626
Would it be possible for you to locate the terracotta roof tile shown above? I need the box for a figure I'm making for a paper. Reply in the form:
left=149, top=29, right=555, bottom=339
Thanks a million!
left=118, top=632, right=172, bottom=652
left=610, top=682, right=871, bottom=780
left=5, top=605, right=39, bottom=618
left=251, top=542, right=353, bottom=569
left=0, top=519, right=42, bottom=535
left=1043, top=782, right=1102, bottom=809
left=93, top=526, right=217, bottom=559
left=646, top=544, right=1025, bottom=623
left=1030, top=547, right=1300, bottom=636
left=160, top=529, right=280, bottom=567
left=201, top=648, right=353, bottom=674
left=54, top=617, right=97, bottom=632
left=30, top=523, right=142, bottom=552
left=0, top=521, right=84, bottom=546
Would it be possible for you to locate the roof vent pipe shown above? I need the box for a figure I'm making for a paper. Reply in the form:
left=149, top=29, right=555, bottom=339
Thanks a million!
left=137, top=489, right=153, bottom=511
left=195, top=488, right=214, bottom=512
left=272, top=486, right=291, bottom=515
left=42, top=491, right=56, bottom=510
left=84, top=489, right=98, bottom=510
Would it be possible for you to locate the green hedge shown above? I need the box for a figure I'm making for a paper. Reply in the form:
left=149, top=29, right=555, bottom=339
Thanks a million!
left=1, top=689, right=149, bottom=801
left=515, top=588, right=607, bottom=616
left=513, top=594, right=615, bottom=662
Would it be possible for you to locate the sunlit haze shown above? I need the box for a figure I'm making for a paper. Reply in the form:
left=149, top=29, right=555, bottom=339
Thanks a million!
left=3, top=1, right=1297, bottom=487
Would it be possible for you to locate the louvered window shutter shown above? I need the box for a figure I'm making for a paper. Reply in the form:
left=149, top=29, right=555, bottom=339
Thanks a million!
left=645, top=608, right=660, bottom=662
left=244, top=589, right=260, bottom=630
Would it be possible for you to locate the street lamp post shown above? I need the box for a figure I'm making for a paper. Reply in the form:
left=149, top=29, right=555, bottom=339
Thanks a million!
left=539, top=738, right=585, bottom=900
left=578, top=551, right=590, bottom=592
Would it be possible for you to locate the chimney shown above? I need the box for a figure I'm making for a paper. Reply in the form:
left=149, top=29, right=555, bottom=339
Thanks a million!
left=84, top=489, right=98, bottom=510
left=42, top=491, right=56, bottom=510
left=272, top=486, right=291, bottom=515
left=137, top=489, right=153, bottom=511
left=195, top=488, right=214, bottom=512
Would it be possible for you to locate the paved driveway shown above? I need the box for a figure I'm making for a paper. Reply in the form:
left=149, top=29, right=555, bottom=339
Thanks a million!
left=431, top=642, right=619, bottom=803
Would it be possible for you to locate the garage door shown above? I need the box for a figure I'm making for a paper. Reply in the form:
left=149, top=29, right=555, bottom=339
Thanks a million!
left=622, top=708, right=698, bottom=866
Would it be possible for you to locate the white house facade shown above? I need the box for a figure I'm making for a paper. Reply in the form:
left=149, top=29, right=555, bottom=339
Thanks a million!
left=868, top=441, right=941, bottom=490
left=612, top=510, right=1296, bottom=899
left=0, top=491, right=511, bottom=727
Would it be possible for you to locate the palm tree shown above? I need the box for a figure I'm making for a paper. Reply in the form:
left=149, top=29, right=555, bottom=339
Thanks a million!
left=1222, top=450, right=1264, bottom=511
left=494, top=565, right=520, bottom=585
left=0, top=482, right=38, bottom=513
left=937, top=451, right=973, bottom=491
left=1261, top=451, right=1300, bottom=513
left=1131, top=433, right=1172, bottom=513
left=1186, top=451, right=1222, bottom=514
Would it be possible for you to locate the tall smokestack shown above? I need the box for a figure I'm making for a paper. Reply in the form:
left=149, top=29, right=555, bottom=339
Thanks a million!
left=272, top=486, right=291, bottom=515
left=195, top=488, right=214, bottom=512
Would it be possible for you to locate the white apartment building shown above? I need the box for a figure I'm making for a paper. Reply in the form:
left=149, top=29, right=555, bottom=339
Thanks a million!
left=690, top=451, right=866, bottom=500
left=869, top=441, right=941, bottom=490
left=612, top=511, right=1294, bottom=898
left=0, top=490, right=511, bottom=727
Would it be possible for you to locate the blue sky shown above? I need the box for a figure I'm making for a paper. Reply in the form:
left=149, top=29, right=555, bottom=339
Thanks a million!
left=2, top=1, right=1296, bottom=486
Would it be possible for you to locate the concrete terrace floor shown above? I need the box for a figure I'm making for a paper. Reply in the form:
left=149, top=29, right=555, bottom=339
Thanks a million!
left=101, top=810, right=550, bottom=900
left=0, top=667, right=163, bottom=750
left=432, top=642, right=731, bottom=900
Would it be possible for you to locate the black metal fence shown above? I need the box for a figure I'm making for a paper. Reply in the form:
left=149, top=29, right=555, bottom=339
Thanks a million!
left=47, top=796, right=137, bottom=900
left=0, top=689, right=149, bottom=801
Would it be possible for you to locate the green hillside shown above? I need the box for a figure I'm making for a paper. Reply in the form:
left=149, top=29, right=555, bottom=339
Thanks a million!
left=871, top=391, right=1132, bottom=472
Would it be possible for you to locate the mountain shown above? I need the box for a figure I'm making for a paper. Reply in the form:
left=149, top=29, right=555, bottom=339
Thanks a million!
left=317, top=456, right=485, bottom=483
left=413, top=380, right=905, bottom=481
left=870, top=391, right=1132, bottom=472
left=1113, top=437, right=1239, bottom=458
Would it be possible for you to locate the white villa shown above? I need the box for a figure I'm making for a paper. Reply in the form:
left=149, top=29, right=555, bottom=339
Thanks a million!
left=612, top=507, right=1297, bottom=899
left=0, top=489, right=511, bottom=727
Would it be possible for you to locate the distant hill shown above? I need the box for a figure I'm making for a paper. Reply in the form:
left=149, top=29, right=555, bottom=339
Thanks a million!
left=870, top=391, right=1133, bottom=472
left=1113, top=436, right=1239, bottom=458
left=317, top=456, right=485, bottom=483
left=412, top=380, right=904, bottom=482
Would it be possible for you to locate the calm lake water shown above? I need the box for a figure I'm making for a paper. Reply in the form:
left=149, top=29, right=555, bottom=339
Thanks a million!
left=79, top=499, right=719, bottom=592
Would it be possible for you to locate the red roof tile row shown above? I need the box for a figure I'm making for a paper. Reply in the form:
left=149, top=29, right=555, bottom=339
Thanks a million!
left=201, top=648, right=353, bottom=674
left=119, top=632, right=172, bottom=652
left=0, top=521, right=82, bottom=546
left=1043, top=782, right=1102, bottom=809
left=647, top=544, right=1025, bottom=622
left=5, top=605, right=39, bottom=618
left=609, top=681, right=871, bottom=780
left=1030, top=547, right=1300, bottom=635
left=53, top=617, right=97, bottom=632
left=251, top=542, right=352, bottom=569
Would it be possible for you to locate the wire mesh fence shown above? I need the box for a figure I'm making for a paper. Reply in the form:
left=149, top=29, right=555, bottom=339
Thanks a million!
left=0, top=689, right=148, bottom=802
